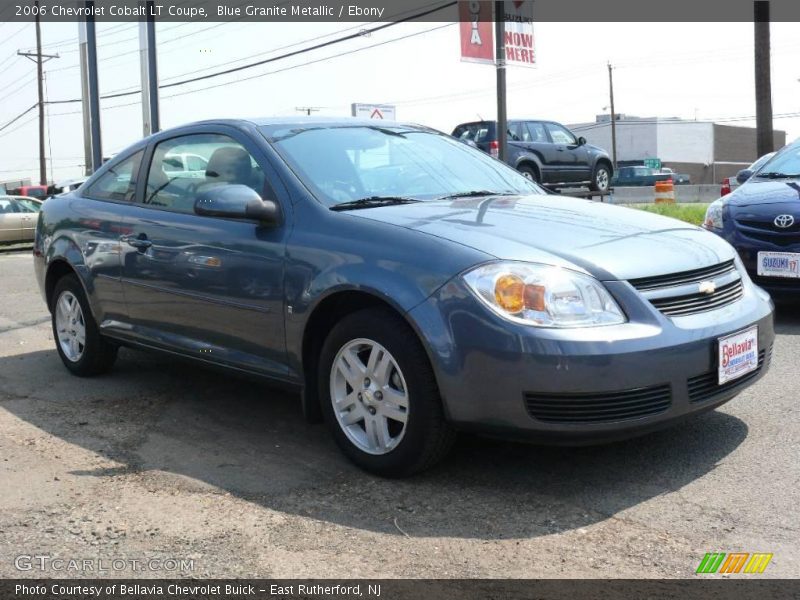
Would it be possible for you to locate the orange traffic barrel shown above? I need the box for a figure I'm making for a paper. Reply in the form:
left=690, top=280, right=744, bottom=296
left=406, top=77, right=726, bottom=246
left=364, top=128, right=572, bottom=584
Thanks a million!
left=654, top=179, right=675, bottom=204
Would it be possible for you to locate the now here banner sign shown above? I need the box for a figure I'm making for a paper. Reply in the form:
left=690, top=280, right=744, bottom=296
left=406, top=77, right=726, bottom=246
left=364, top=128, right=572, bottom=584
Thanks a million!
left=458, top=0, right=535, bottom=67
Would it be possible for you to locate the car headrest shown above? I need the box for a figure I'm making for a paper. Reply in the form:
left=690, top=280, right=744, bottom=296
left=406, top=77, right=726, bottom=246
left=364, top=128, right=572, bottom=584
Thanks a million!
left=205, top=147, right=252, bottom=185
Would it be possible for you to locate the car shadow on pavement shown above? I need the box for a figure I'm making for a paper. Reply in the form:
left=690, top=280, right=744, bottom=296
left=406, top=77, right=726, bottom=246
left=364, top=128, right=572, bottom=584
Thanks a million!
left=1, top=346, right=750, bottom=540
left=774, top=301, right=800, bottom=336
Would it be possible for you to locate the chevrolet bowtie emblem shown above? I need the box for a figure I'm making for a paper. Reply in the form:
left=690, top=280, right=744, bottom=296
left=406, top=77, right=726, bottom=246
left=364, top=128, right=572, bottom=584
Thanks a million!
left=698, top=281, right=716, bottom=295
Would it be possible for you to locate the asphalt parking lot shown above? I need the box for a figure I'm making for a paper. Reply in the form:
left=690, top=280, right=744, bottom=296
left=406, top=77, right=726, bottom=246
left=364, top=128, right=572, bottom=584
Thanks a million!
left=1, top=248, right=798, bottom=579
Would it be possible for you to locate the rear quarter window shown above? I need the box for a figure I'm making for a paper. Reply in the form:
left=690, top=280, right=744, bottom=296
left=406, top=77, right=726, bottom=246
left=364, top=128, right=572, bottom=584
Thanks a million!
left=84, top=151, right=144, bottom=202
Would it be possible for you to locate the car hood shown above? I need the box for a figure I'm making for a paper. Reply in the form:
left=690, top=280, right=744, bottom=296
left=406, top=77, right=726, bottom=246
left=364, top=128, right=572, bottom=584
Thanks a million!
left=728, top=179, right=800, bottom=207
left=345, top=195, right=735, bottom=281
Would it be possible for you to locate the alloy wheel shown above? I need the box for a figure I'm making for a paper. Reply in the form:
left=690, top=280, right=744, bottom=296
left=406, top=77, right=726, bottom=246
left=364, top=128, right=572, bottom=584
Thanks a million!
left=329, top=338, right=409, bottom=455
left=55, top=291, right=86, bottom=362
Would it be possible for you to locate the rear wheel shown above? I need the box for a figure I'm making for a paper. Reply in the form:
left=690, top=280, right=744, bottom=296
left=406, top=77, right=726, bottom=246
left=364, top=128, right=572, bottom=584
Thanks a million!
left=518, top=164, right=540, bottom=183
left=51, top=275, right=118, bottom=376
left=591, top=164, right=611, bottom=192
left=318, top=308, right=455, bottom=477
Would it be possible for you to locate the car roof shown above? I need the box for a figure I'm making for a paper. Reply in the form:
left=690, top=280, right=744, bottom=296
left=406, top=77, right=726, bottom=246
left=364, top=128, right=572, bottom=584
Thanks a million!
left=179, top=117, right=431, bottom=130
left=455, top=119, right=560, bottom=125
left=0, top=195, right=41, bottom=202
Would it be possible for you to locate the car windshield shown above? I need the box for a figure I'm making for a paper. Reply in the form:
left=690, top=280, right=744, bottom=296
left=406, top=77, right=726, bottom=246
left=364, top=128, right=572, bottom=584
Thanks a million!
left=754, top=144, right=800, bottom=178
left=260, top=124, right=544, bottom=207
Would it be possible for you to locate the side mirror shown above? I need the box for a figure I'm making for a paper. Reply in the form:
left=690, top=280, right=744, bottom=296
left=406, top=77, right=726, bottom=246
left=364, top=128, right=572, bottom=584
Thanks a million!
left=194, top=184, right=279, bottom=224
left=736, top=169, right=754, bottom=185
left=577, top=136, right=587, bottom=146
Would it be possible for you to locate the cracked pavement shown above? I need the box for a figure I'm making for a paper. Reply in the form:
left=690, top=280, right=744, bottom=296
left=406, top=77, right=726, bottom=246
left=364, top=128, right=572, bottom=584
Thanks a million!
left=0, top=249, right=798, bottom=578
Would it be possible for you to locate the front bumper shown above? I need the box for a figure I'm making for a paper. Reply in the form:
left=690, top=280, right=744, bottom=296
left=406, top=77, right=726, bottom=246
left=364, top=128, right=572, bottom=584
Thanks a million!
left=714, top=209, right=800, bottom=297
left=727, top=239, right=800, bottom=297
left=408, top=275, right=775, bottom=443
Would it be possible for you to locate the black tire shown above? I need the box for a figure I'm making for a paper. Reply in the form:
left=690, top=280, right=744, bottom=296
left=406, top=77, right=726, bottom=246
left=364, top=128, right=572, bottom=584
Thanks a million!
left=590, top=163, right=611, bottom=192
left=50, top=274, right=118, bottom=377
left=318, top=308, right=456, bottom=477
left=518, top=164, right=540, bottom=183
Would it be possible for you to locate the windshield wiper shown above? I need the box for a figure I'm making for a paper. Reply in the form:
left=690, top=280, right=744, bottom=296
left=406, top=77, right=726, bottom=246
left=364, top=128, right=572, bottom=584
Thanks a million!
left=755, top=172, right=800, bottom=179
left=330, top=196, right=422, bottom=211
left=437, top=190, right=517, bottom=200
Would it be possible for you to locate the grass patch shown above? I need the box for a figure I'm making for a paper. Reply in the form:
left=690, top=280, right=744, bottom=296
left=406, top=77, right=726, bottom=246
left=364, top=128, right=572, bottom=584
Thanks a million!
left=628, top=203, right=710, bottom=226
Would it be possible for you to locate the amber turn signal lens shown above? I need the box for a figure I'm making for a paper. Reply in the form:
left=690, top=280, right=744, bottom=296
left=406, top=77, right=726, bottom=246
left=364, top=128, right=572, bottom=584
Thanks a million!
left=494, top=274, right=525, bottom=313
left=523, top=284, right=546, bottom=311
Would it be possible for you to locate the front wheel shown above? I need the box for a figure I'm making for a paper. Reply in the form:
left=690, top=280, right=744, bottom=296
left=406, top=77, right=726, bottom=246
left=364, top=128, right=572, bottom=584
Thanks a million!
left=318, top=308, right=455, bottom=477
left=590, top=164, right=611, bottom=192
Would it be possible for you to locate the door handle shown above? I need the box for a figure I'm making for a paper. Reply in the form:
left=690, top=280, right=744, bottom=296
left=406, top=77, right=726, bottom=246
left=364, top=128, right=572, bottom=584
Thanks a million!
left=121, top=234, right=152, bottom=251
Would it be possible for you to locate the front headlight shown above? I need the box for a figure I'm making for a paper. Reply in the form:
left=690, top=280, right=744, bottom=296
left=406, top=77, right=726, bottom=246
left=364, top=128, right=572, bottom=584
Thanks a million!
left=703, top=198, right=725, bottom=230
left=462, top=262, right=626, bottom=328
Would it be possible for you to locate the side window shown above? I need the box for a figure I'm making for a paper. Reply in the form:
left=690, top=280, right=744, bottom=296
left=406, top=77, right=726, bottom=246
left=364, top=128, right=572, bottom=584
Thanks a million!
left=84, top=151, right=143, bottom=202
left=507, top=123, right=523, bottom=142
left=12, top=199, right=40, bottom=213
left=143, top=133, right=267, bottom=215
left=545, top=123, right=577, bottom=145
left=524, top=122, right=547, bottom=143
left=0, top=198, right=14, bottom=213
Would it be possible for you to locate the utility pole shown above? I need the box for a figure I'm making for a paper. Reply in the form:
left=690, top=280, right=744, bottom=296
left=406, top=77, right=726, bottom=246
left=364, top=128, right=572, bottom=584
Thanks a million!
left=295, top=107, right=320, bottom=116
left=494, top=0, right=507, bottom=162
left=78, top=21, right=92, bottom=176
left=139, top=0, right=160, bottom=136
left=754, top=0, right=773, bottom=156
left=85, top=1, right=103, bottom=173
left=18, top=0, right=59, bottom=186
left=607, top=62, right=618, bottom=169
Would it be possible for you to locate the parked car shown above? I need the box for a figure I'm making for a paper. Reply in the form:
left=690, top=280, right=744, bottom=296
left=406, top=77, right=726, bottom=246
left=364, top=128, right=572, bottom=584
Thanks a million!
left=612, top=166, right=690, bottom=187
left=35, top=118, right=774, bottom=476
left=658, top=167, right=690, bottom=185
left=451, top=119, right=614, bottom=192
left=0, top=195, right=41, bottom=243
left=11, top=184, right=48, bottom=199
left=704, top=140, right=800, bottom=296
left=720, top=152, right=775, bottom=197
left=48, top=178, right=88, bottom=198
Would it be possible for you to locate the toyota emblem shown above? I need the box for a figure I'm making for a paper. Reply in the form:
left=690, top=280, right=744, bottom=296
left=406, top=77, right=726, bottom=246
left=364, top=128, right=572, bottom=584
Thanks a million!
left=774, top=214, right=795, bottom=228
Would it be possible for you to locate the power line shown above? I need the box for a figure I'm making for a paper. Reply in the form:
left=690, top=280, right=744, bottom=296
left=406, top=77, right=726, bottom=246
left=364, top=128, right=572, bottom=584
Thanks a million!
left=0, top=72, right=38, bottom=105
left=41, top=1, right=455, bottom=107
left=156, top=0, right=453, bottom=83
left=0, top=104, right=38, bottom=134
left=0, top=24, right=31, bottom=52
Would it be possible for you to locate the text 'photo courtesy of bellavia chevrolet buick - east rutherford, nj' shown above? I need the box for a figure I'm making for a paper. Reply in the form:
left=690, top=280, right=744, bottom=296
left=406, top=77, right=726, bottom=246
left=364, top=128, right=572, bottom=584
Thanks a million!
left=1, top=0, right=800, bottom=594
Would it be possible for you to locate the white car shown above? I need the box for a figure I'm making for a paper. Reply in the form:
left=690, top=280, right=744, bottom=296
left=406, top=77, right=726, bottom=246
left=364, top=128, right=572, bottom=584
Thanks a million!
left=0, top=196, right=41, bottom=243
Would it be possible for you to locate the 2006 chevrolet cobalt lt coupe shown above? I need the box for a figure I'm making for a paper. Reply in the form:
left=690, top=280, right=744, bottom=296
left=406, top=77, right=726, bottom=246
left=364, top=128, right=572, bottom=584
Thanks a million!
left=34, top=119, right=775, bottom=476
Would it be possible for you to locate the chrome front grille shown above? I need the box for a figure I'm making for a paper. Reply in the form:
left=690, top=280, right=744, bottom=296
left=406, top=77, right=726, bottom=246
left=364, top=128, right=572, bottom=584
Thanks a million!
left=630, top=261, right=744, bottom=317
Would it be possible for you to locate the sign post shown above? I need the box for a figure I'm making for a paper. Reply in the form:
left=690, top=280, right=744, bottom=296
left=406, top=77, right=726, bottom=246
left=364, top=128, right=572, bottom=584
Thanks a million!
left=459, top=1, right=535, bottom=162
left=494, top=1, right=507, bottom=161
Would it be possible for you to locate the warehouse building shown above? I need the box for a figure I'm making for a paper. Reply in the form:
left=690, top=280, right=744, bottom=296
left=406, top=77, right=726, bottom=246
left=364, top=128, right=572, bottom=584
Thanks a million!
left=568, top=115, right=786, bottom=184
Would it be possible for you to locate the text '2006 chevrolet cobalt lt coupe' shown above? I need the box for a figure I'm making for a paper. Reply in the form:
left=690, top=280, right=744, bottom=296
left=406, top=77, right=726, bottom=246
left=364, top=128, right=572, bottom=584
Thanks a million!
left=34, top=119, right=775, bottom=476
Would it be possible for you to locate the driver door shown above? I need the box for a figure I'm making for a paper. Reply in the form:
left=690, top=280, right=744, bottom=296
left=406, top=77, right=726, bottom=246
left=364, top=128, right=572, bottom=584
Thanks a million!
left=119, top=128, right=291, bottom=377
left=544, top=122, right=591, bottom=183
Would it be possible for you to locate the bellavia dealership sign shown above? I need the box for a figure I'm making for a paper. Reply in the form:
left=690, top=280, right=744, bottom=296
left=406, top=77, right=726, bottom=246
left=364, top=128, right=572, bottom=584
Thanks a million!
left=459, top=0, right=535, bottom=66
